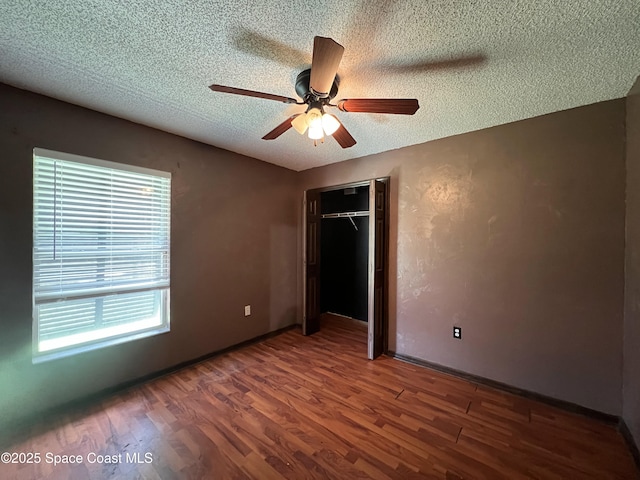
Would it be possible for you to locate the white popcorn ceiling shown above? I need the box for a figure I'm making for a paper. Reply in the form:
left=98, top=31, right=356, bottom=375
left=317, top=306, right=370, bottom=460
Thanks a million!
left=1, top=0, right=638, bottom=171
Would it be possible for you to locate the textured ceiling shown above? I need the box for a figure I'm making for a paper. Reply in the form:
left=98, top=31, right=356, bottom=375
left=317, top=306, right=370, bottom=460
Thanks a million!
left=1, top=0, right=639, bottom=171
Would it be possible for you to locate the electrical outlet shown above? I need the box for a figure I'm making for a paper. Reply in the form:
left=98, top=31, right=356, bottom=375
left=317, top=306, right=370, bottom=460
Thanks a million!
left=244, top=305, right=251, bottom=316
left=453, top=326, right=462, bottom=339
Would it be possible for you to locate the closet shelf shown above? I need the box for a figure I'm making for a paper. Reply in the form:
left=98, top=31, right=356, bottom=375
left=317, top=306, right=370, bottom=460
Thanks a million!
left=321, top=211, right=369, bottom=219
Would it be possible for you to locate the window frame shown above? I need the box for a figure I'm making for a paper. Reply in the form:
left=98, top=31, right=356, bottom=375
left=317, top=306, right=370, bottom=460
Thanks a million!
left=32, top=148, right=171, bottom=362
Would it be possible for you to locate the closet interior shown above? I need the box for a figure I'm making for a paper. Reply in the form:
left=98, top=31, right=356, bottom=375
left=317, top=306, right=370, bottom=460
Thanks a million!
left=320, top=185, right=369, bottom=322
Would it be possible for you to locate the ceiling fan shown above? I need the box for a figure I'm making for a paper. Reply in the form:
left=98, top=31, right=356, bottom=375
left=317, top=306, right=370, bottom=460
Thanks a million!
left=209, top=36, right=420, bottom=148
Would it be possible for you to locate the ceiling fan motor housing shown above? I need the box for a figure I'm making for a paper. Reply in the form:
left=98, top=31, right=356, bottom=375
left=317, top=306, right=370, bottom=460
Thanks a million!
left=295, top=68, right=339, bottom=102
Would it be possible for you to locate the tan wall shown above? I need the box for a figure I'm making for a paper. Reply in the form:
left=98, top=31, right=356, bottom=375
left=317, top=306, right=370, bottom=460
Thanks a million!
left=298, top=99, right=626, bottom=414
left=624, top=76, right=640, bottom=443
left=0, top=84, right=299, bottom=427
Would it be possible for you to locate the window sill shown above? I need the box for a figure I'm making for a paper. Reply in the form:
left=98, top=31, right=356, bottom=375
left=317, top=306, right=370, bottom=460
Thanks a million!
left=32, top=325, right=170, bottom=364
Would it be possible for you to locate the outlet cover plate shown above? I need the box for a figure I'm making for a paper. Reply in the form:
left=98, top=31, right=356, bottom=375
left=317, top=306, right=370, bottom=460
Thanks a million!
left=244, top=305, right=251, bottom=316
left=453, top=326, right=462, bottom=339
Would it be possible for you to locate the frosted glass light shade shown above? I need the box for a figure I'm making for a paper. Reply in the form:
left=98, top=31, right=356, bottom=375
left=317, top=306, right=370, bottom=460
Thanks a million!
left=308, top=125, right=324, bottom=140
left=291, top=114, right=308, bottom=135
left=291, top=113, right=308, bottom=135
left=306, top=108, right=323, bottom=129
left=321, top=113, right=340, bottom=135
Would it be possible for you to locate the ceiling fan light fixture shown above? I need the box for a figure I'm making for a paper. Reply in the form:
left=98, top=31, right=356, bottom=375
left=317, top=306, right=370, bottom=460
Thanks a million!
left=209, top=36, right=418, bottom=150
left=321, top=113, right=340, bottom=136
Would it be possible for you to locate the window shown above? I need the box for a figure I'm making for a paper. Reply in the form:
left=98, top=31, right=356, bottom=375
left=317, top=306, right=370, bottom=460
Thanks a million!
left=32, top=148, right=171, bottom=360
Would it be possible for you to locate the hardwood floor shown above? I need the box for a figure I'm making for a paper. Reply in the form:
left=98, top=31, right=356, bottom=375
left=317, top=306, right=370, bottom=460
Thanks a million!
left=2, top=314, right=638, bottom=479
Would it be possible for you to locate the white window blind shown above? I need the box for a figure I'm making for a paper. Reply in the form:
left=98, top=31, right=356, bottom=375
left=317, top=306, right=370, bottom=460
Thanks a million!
left=33, top=148, right=171, bottom=359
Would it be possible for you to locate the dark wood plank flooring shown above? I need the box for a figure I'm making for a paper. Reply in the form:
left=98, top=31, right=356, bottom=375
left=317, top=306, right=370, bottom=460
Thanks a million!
left=1, top=314, right=638, bottom=479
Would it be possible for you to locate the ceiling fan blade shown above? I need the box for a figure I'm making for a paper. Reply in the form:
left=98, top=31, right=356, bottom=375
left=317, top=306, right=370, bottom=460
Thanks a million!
left=332, top=123, right=356, bottom=148
left=309, top=37, right=344, bottom=96
left=337, top=98, right=419, bottom=115
left=262, top=115, right=299, bottom=140
left=209, top=84, right=298, bottom=104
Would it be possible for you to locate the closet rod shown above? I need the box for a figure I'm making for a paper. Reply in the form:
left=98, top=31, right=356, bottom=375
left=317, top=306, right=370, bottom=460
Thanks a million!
left=321, top=211, right=369, bottom=219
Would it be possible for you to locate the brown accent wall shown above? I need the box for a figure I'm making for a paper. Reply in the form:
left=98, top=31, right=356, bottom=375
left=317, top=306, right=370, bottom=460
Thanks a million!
left=0, top=84, right=298, bottom=428
left=624, top=77, right=640, bottom=443
left=298, top=99, right=626, bottom=414
left=0, top=82, right=628, bottom=428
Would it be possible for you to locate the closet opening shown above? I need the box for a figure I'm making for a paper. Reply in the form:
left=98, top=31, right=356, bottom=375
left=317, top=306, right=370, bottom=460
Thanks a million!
left=303, top=178, right=388, bottom=359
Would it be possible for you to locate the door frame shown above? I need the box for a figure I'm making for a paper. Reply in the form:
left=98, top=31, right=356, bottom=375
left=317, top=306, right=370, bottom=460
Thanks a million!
left=302, top=177, right=389, bottom=358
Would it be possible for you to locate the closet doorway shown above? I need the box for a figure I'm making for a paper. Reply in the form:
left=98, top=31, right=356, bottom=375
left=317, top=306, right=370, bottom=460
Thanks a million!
left=303, top=178, right=389, bottom=359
